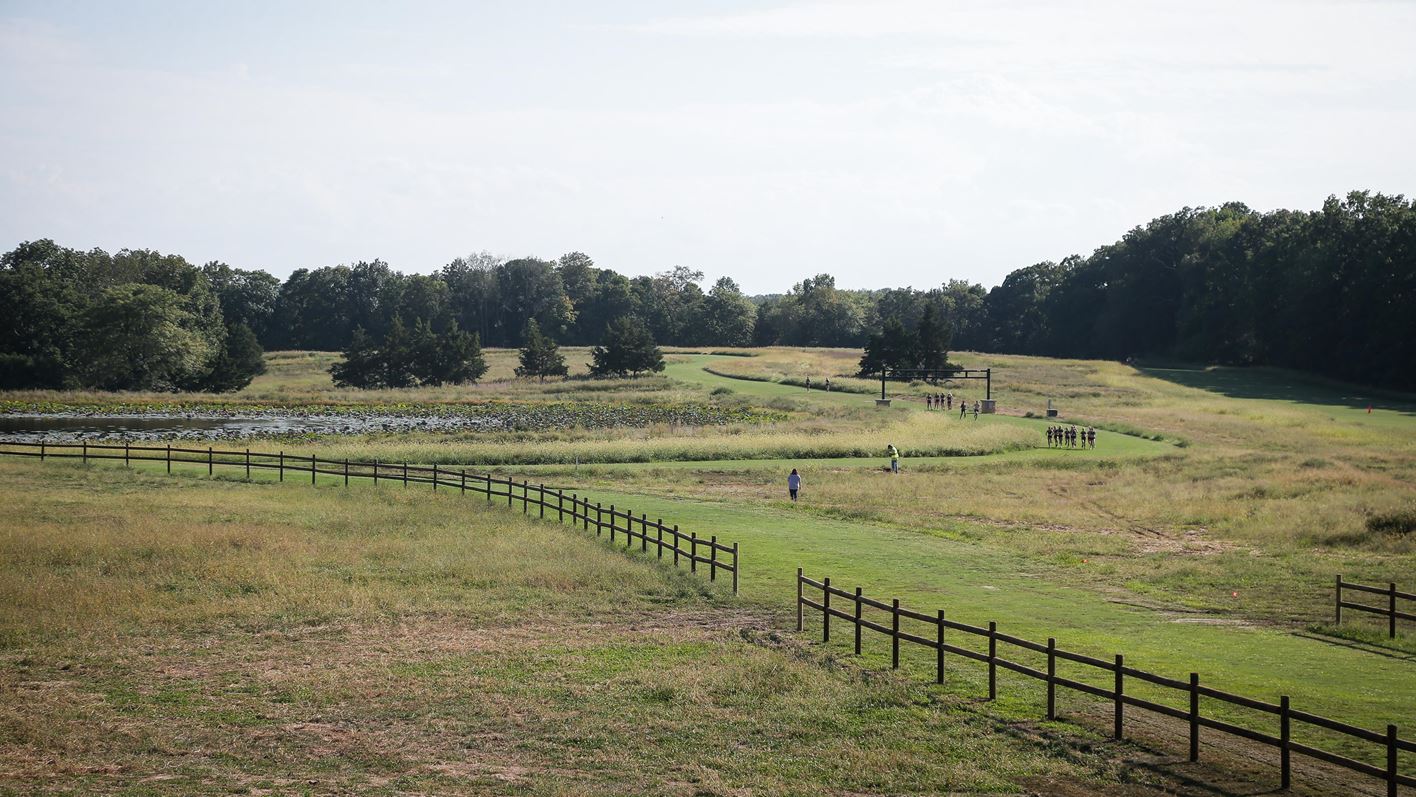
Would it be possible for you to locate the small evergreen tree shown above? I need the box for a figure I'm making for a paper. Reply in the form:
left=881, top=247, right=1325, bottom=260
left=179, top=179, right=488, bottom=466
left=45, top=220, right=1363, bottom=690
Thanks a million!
left=437, top=323, right=488, bottom=385
left=515, top=319, right=568, bottom=381
left=330, top=326, right=383, bottom=388
left=200, top=322, right=267, bottom=392
left=408, top=318, right=443, bottom=385
left=913, top=303, right=952, bottom=370
left=590, top=317, right=664, bottom=377
left=380, top=317, right=416, bottom=388
left=858, top=317, right=915, bottom=375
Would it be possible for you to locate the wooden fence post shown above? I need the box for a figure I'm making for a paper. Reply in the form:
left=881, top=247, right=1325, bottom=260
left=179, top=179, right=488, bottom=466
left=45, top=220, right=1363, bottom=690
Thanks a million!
left=638, top=513, right=646, bottom=549
left=558, top=491, right=564, bottom=522
left=672, top=524, right=679, bottom=566
left=40, top=442, right=45, bottom=461
left=540, top=485, right=546, bottom=518
left=125, top=440, right=130, bottom=467
left=596, top=502, right=603, bottom=537
left=731, top=542, right=739, bottom=595
left=168, top=444, right=173, bottom=474
left=344, top=458, right=349, bottom=487
left=822, top=576, right=831, bottom=643
left=891, top=599, right=900, bottom=669
left=609, top=505, right=616, bottom=543
left=1390, top=583, right=1398, bottom=639
left=311, top=454, right=316, bottom=485
left=208, top=446, right=213, bottom=476
left=245, top=448, right=250, bottom=480
left=796, top=568, right=804, bottom=632
left=506, top=477, right=512, bottom=507
left=854, top=588, right=863, bottom=654
left=1189, top=673, right=1200, bottom=761
left=1280, top=695, right=1290, bottom=790
left=1335, top=574, right=1343, bottom=625
left=1046, top=638, right=1057, bottom=720
left=1388, top=725, right=1399, bottom=797
left=1114, top=654, right=1124, bottom=739
left=522, top=481, right=529, bottom=514
left=988, top=621, right=997, bottom=701
left=710, top=536, right=718, bottom=581
left=403, top=462, right=408, bottom=488
left=432, top=463, right=438, bottom=491
left=461, top=469, right=466, bottom=495
left=936, top=610, right=945, bottom=684
left=690, top=532, right=698, bottom=573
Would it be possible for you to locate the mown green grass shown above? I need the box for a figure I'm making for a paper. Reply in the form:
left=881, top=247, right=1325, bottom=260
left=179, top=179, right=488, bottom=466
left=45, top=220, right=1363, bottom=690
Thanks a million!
left=0, top=458, right=1148, bottom=795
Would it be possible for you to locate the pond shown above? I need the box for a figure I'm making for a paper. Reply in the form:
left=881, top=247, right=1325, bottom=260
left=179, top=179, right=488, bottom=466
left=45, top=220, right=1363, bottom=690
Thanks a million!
left=0, top=412, right=495, bottom=443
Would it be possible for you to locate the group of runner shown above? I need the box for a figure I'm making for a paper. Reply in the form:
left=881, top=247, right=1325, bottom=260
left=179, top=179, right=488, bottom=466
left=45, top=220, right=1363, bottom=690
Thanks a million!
left=924, top=392, right=953, bottom=410
left=1047, top=425, right=1096, bottom=449
left=925, top=393, right=980, bottom=419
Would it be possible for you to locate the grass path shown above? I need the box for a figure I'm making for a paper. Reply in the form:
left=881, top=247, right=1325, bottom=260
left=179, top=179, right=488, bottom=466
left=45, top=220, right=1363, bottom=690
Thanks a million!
left=577, top=484, right=1414, bottom=767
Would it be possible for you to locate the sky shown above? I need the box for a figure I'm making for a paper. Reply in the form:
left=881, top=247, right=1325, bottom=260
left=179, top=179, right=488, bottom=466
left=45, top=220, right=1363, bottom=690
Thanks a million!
left=2, top=0, right=1413, bottom=294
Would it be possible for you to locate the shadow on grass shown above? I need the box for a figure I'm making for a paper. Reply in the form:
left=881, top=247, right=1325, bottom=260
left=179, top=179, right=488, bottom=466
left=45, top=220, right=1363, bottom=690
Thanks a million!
left=1138, top=364, right=1416, bottom=417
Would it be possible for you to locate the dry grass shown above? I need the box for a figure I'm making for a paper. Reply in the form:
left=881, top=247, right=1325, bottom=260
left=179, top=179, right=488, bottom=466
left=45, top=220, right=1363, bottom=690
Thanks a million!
left=0, top=459, right=1149, bottom=795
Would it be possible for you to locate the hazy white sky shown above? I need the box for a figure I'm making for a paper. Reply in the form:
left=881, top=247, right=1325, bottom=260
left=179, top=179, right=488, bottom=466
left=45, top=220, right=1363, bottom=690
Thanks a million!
left=2, top=1, right=1413, bottom=293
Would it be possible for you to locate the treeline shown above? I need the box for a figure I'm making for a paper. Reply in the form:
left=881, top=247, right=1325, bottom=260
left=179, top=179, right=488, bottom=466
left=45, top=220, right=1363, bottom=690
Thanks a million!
left=0, top=241, right=266, bottom=392
left=3, top=191, right=1412, bottom=392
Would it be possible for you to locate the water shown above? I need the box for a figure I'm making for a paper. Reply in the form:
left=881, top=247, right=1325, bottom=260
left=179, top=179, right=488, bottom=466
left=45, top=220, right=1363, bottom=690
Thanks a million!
left=0, top=412, right=494, bottom=442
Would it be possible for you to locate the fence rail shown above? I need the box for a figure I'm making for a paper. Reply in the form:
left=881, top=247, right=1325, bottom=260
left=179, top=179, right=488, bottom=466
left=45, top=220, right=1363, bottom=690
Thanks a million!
left=1336, top=575, right=1414, bottom=639
left=0, top=441, right=737, bottom=593
left=797, top=569, right=1412, bottom=796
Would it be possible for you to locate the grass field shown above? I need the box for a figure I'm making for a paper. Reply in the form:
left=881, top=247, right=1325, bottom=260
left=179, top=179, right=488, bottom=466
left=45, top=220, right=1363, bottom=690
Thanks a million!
left=3, top=346, right=1414, bottom=793
left=2, top=458, right=1169, bottom=795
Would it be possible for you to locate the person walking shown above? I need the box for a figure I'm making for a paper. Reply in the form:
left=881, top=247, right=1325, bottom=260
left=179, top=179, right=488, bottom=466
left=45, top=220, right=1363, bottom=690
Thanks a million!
left=926, top=394, right=933, bottom=410
left=805, top=376, right=812, bottom=390
left=824, top=378, right=831, bottom=392
left=887, top=444, right=900, bottom=474
left=787, top=468, right=802, bottom=501
left=946, top=392, right=954, bottom=410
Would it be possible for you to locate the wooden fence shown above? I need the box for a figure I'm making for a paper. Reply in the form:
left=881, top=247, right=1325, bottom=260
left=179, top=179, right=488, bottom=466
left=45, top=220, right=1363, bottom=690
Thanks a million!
left=1336, top=575, right=1413, bottom=639
left=0, top=441, right=737, bottom=593
left=797, top=569, right=1412, bottom=796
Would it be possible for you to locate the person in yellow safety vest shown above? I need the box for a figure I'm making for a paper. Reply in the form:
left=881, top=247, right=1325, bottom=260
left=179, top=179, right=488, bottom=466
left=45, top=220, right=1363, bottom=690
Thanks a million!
left=887, top=443, right=900, bottom=473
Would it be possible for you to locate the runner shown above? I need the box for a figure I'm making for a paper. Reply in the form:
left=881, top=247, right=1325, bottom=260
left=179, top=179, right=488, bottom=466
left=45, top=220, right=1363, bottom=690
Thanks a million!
left=972, top=400, right=980, bottom=420
left=1046, top=426, right=1054, bottom=447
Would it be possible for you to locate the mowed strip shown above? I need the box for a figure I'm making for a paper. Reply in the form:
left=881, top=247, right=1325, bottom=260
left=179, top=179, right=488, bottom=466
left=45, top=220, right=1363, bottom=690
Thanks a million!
left=0, top=459, right=1131, bottom=796
left=567, top=484, right=1416, bottom=767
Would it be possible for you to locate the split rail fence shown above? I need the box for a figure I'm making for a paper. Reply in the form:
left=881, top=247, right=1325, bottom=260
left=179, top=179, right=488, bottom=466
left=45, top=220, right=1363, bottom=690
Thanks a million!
left=0, top=440, right=737, bottom=593
left=797, top=570, right=1412, bottom=796
left=1335, top=575, right=1413, bottom=639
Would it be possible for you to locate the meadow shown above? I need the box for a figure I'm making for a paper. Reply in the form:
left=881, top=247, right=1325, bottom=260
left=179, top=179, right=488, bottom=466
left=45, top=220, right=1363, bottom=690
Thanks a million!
left=2, top=345, right=1414, bottom=794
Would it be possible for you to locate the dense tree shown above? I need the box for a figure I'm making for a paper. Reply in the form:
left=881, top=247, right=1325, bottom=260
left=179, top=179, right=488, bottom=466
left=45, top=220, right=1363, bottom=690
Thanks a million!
left=329, top=320, right=487, bottom=388
left=913, top=303, right=951, bottom=370
left=590, top=317, right=664, bottom=377
left=698, top=277, right=757, bottom=347
left=516, top=319, right=568, bottom=381
left=859, top=317, right=912, bottom=375
left=329, top=327, right=383, bottom=389
left=8, top=190, right=1415, bottom=393
left=77, top=284, right=214, bottom=391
